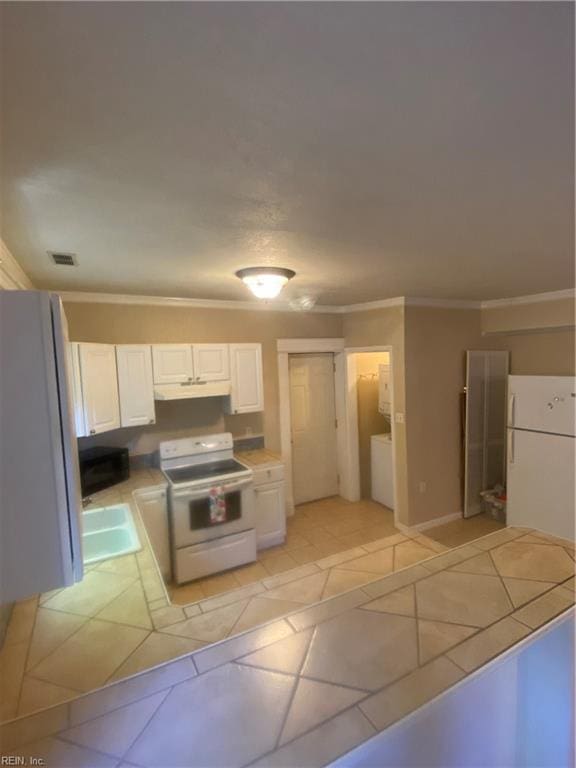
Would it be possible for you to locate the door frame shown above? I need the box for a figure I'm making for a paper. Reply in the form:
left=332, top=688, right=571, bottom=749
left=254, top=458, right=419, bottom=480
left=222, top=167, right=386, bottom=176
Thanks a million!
left=342, top=345, right=398, bottom=525
left=277, top=338, right=348, bottom=515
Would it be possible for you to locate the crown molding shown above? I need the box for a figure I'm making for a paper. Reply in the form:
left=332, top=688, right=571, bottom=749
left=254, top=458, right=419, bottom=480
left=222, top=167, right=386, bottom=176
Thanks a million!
left=277, top=338, right=345, bottom=353
left=404, top=297, right=481, bottom=309
left=57, top=290, right=340, bottom=314
left=481, top=288, right=575, bottom=309
left=337, top=297, right=405, bottom=313
left=0, top=241, right=34, bottom=290
left=54, top=287, right=575, bottom=315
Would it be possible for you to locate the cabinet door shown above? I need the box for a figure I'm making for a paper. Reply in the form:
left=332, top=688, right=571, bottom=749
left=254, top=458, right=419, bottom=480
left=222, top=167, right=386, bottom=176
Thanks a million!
left=192, top=344, right=230, bottom=382
left=229, top=343, right=264, bottom=413
left=254, top=482, right=286, bottom=549
left=79, top=343, right=121, bottom=435
left=152, top=344, right=194, bottom=384
left=69, top=343, right=86, bottom=437
left=136, top=488, right=171, bottom=580
left=116, top=345, right=156, bottom=427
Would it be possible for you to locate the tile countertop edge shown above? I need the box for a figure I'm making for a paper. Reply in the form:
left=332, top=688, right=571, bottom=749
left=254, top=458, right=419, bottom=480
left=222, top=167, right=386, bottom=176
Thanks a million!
left=329, top=606, right=576, bottom=768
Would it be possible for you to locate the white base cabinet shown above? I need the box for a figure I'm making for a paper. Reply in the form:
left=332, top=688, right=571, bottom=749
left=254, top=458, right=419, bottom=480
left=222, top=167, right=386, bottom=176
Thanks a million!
left=253, top=464, right=286, bottom=549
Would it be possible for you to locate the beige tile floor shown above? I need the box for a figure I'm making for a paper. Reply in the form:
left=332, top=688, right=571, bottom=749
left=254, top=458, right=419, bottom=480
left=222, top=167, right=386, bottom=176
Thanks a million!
left=1, top=527, right=573, bottom=767
left=424, top=511, right=504, bottom=548
left=2, top=490, right=449, bottom=722
left=168, top=496, right=401, bottom=604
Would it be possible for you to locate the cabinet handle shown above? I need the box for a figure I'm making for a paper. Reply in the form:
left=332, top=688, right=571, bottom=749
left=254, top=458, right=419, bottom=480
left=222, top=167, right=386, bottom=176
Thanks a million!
left=149, top=418, right=155, bottom=424
left=89, top=429, right=96, bottom=435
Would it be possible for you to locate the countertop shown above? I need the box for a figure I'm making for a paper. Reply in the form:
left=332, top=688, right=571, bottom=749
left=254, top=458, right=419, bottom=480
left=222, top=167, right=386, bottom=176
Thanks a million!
left=235, top=449, right=283, bottom=468
left=3, top=525, right=574, bottom=765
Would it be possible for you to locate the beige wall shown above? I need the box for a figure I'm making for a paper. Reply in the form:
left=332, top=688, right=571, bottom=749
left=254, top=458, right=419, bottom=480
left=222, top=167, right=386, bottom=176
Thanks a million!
left=482, top=297, right=575, bottom=334
left=488, top=329, right=575, bottom=376
left=355, top=352, right=390, bottom=498
left=64, top=296, right=574, bottom=527
left=343, top=306, right=409, bottom=524
left=64, top=301, right=342, bottom=455
left=404, top=307, right=484, bottom=526
left=481, top=296, right=575, bottom=376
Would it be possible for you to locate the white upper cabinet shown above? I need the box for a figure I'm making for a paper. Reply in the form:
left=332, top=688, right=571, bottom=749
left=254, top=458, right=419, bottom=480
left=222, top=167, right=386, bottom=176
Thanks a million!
left=78, top=343, right=121, bottom=435
left=116, top=345, right=156, bottom=427
left=228, top=343, right=264, bottom=414
left=152, top=344, right=194, bottom=384
left=193, top=344, right=230, bottom=382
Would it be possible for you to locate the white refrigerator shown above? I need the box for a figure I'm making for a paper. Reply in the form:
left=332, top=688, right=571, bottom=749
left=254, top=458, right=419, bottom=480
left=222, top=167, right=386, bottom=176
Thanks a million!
left=507, top=375, right=575, bottom=541
left=0, top=291, right=84, bottom=602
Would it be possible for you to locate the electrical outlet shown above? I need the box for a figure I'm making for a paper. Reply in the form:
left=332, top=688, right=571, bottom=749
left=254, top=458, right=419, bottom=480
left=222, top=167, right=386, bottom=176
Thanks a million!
left=395, top=412, right=405, bottom=424
left=419, top=481, right=427, bottom=493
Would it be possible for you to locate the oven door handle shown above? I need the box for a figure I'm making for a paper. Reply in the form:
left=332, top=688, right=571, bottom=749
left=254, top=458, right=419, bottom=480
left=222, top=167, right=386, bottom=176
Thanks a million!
left=172, top=477, right=252, bottom=499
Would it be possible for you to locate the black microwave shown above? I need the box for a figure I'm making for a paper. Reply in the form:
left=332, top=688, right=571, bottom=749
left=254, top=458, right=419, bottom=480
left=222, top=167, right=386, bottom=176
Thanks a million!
left=78, top=446, right=130, bottom=497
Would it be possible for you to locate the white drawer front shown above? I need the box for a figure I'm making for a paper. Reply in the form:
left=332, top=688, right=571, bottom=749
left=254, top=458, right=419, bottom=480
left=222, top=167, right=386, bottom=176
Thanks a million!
left=174, top=529, right=256, bottom=583
left=253, top=465, right=284, bottom=486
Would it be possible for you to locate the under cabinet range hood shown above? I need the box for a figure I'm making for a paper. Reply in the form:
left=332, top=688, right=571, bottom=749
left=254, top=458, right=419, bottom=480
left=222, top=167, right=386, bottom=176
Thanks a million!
left=154, top=381, right=231, bottom=401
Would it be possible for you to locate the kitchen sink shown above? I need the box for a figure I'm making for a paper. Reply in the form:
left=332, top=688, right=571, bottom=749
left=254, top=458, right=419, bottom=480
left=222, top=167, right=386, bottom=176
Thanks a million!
left=82, top=503, right=141, bottom=564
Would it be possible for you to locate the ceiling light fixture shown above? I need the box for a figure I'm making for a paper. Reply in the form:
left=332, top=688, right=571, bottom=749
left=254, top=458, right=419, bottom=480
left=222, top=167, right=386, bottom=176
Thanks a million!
left=235, top=266, right=295, bottom=300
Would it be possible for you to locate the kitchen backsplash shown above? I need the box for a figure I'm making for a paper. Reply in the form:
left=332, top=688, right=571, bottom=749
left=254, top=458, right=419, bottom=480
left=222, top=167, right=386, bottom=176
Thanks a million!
left=77, top=397, right=265, bottom=458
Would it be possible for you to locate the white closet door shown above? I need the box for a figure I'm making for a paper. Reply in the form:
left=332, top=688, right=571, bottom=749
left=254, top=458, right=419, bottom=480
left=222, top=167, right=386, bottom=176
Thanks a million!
left=79, top=343, right=121, bottom=435
left=116, top=345, right=155, bottom=427
left=152, top=344, right=194, bottom=384
left=193, top=344, right=230, bottom=381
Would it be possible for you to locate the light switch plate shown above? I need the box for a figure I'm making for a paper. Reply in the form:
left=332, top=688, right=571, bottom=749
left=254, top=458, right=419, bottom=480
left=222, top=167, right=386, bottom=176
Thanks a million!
left=395, top=412, right=405, bottom=423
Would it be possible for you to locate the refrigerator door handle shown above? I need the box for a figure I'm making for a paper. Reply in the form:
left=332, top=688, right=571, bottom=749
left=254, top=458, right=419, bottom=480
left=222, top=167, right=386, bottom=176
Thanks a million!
left=508, top=430, right=515, bottom=465
left=507, top=394, right=516, bottom=427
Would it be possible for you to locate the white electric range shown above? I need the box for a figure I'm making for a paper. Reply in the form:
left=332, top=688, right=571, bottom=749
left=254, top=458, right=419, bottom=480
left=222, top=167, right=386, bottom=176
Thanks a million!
left=160, top=433, right=256, bottom=584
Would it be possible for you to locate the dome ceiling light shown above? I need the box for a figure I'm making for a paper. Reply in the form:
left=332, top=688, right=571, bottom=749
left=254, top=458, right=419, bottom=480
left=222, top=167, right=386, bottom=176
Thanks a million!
left=235, top=266, right=296, bottom=300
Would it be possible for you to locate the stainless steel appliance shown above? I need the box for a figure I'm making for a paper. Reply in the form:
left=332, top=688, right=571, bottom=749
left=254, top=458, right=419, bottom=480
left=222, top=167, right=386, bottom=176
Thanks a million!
left=160, top=433, right=256, bottom=583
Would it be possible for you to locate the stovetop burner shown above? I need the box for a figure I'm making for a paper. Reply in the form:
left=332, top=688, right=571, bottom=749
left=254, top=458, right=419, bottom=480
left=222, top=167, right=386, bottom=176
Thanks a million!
left=164, top=458, right=249, bottom=485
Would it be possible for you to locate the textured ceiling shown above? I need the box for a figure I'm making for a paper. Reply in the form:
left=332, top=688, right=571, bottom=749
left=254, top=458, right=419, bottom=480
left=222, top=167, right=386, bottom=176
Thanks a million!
left=0, top=2, right=573, bottom=304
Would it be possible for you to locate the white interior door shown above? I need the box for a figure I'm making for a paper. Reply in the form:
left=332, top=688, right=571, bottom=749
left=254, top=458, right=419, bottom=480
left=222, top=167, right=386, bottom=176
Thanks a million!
left=290, top=354, right=338, bottom=505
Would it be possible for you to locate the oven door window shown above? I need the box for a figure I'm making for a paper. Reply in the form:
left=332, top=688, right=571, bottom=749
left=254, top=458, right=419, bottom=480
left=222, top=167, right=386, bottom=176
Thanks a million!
left=189, top=490, right=242, bottom=529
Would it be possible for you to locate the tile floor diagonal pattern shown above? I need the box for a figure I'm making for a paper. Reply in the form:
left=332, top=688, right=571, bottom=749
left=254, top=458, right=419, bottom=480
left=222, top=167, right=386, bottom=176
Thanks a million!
left=4, top=501, right=451, bottom=721
left=2, top=526, right=573, bottom=768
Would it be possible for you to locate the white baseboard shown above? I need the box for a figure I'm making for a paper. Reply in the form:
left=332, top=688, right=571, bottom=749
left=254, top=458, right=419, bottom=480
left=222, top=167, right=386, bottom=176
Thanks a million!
left=396, top=511, right=462, bottom=534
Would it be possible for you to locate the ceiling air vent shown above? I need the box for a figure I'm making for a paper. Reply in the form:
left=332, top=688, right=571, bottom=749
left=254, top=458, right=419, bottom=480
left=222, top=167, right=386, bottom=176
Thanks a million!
left=49, top=252, right=78, bottom=266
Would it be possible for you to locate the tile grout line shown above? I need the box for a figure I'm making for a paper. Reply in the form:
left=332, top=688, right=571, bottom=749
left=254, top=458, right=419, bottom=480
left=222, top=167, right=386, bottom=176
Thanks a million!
left=133, top=551, right=155, bottom=629
left=487, top=549, right=517, bottom=611
left=117, top=687, right=173, bottom=761
left=100, top=628, right=154, bottom=689
left=271, top=627, right=317, bottom=750
left=6, top=526, right=573, bottom=731
left=12, top=596, right=40, bottom=719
